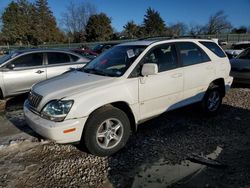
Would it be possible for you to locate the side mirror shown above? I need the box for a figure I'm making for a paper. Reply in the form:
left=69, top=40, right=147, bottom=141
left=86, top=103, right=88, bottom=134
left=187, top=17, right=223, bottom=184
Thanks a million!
left=141, top=63, right=158, bottom=76
left=7, top=64, right=15, bottom=70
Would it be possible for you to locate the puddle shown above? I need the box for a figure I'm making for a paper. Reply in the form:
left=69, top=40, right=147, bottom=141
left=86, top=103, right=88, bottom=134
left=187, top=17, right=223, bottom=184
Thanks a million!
left=132, top=146, right=223, bottom=188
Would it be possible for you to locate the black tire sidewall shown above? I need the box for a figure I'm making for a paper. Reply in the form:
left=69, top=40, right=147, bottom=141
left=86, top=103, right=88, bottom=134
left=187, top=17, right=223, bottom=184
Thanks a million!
left=83, top=106, right=131, bottom=156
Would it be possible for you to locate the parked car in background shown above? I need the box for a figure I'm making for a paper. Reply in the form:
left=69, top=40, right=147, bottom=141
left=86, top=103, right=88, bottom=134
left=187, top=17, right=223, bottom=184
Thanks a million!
left=71, top=48, right=98, bottom=60
left=92, top=42, right=120, bottom=54
left=218, top=40, right=228, bottom=46
left=0, top=49, right=90, bottom=99
left=230, top=47, right=250, bottom=84
left=225, top=41, right=250, bottom=59
left=24, top=38, right=233, bottom=156
left=0, top=48, right=9, bottom=55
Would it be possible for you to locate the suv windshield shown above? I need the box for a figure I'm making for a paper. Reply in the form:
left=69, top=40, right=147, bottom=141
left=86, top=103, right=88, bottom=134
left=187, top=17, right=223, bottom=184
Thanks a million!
left=0, top=51, right=21, bottom=65
left=83, top=45, right=146, bottom=77
left=237, top=48, right=250, bottom=59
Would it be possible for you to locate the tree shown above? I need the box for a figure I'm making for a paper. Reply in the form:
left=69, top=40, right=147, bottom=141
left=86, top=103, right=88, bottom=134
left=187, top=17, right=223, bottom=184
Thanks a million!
left=34, top=0, right=64, bottom=44
left=1, top=0, right=64, bottom=45
left=168, top=22, right=188, bottom=36
left=61, top=1, right=96, bottom=42
left=143, top=7, right=166, bottom=37
left=123, top=21, right=140, bottom=39
left=85, top=13, right=113, bottom=42
left=231, top=26, right=248, bottom=34
left=0, top=32, right=4, bottom=45
left=188, top=23, right=206, bottom=35
left=205, top=11, right=232, bottom=34
left=1, top=0, right=34, bottom=45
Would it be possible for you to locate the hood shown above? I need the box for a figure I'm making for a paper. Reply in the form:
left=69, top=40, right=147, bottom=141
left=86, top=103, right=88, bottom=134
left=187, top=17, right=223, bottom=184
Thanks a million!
left=32, top=70, right=115, bottom=100
left=230, top=58, right=250, bottom=68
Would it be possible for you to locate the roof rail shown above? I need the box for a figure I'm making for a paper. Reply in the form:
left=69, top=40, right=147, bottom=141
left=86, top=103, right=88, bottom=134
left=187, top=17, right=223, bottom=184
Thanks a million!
left=137, top=36, right=172, bottom=41
left=172, top=35, right=202, bottom=39
left=137, top=35, right=203, bottom=41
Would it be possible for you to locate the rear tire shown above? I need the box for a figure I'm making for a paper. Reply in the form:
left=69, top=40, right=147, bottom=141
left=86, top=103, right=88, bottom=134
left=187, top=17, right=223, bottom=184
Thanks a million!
left=201, top=85, right=222, bottom=116
left=82, top=106, right=131, bottom=156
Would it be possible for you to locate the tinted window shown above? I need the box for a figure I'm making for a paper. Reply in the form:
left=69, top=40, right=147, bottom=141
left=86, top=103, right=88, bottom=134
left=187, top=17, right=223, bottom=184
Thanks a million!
left=47, top=52, right=70, bottom=65
left=200, top=41, right=226, bottom=58
left=177, top=42, right=210, bottom=66
left=93, top=44, right=103, bottom=51
left=232, top=43, right=250, bottom=50
left=142, top=44, right=178, bottom=72
left=11, top=53, right=43, bottom=68
left=237, top=48, right=250, bottom=59
left=70, top=54, right=79, bottom=62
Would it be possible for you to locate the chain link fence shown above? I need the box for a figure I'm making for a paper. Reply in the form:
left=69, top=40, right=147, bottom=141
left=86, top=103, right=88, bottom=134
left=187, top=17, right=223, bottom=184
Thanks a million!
left=1, top=34, right=250, bottom=51
left=198, top=34, right=250, bottom=43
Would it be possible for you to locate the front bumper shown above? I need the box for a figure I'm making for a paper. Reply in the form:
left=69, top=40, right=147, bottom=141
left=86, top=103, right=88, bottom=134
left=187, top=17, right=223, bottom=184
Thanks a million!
left=225, top=76, right=234, bottom=92
left=24, top=101, right=87, bottom=143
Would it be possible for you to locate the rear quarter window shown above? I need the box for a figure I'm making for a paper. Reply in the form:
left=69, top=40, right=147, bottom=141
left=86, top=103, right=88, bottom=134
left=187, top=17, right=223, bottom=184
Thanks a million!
left=47, top=52, right=71, bottom=65
left=69, top=54, right=80, bottom=62
left=200, top=41, right=226, bottom=58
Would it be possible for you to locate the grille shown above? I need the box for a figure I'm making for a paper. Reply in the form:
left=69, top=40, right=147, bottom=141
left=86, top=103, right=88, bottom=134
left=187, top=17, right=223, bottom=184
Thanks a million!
left=28, top=91, right=43, bottom=109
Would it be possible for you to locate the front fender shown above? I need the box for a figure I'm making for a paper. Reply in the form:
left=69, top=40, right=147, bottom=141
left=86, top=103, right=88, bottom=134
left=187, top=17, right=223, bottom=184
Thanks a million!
left=65, top=78, right=139, bottom=122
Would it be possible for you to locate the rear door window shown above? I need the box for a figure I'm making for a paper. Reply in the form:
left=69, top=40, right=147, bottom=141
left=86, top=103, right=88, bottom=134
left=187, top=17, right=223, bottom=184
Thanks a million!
left=199, top=41, right=226, bottom=58
left=177, top=42, right=210, bottom=67
left=10, top=53, right=43, bottom=68
left=47, top=52, right=71, bottom=65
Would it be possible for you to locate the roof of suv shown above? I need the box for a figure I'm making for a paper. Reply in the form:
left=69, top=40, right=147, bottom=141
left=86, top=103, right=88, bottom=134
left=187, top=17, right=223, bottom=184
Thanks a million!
left=118, top=38, right=214, bottom=47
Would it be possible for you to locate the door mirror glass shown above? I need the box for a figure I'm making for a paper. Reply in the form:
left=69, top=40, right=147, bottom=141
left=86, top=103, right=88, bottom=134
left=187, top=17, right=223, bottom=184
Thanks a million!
left=141, top=63, right=158, bottom=76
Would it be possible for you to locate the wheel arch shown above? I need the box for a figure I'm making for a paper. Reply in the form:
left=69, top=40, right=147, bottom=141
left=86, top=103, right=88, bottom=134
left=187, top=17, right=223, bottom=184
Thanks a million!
left=209, top=78, right=225, bottom=97
left=86, top=101, right=137, bottom=133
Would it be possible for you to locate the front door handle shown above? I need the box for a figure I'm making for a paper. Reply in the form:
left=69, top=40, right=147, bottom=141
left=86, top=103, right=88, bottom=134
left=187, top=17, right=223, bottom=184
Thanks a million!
left=36, top=70, right=44, bottom=74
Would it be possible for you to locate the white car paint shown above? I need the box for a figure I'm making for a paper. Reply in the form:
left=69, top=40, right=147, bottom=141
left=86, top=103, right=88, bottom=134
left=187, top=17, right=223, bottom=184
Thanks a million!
left=24, top=39, right=233, bottom=144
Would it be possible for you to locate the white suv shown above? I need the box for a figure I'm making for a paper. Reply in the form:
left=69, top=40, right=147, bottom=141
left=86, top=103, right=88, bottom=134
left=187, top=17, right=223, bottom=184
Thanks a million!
left=24, top=39, right=233, bottom=156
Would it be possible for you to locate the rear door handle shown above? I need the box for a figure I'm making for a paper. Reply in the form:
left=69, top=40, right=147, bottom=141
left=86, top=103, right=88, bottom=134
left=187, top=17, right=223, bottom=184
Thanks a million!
left=171, top=73, right=182, bottom=78
left=36, top=70, right=44, bottom=74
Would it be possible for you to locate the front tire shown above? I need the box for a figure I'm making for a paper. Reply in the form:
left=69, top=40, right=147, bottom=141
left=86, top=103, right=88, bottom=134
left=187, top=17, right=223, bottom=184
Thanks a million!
left=82, top=106, right=131, bottom=156
left=201, top=85, right=222, bottom=116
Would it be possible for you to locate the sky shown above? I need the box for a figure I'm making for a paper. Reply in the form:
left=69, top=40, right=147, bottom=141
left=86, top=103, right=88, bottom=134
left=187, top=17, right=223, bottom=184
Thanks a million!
left=0, top=0, right=249, bottom=32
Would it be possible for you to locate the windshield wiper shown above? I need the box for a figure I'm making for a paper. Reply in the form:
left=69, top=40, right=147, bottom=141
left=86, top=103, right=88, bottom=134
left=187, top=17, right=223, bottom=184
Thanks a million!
left=83, top=68, right=115, bottom=77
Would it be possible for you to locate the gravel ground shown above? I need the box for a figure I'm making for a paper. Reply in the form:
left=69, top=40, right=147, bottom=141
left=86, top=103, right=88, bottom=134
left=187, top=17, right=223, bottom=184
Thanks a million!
left=0, top=87, right=250, bottom=188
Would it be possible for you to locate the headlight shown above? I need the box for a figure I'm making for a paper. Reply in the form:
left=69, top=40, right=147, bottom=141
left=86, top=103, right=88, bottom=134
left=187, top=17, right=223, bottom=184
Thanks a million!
left=41, top=100, right=74, bottom=122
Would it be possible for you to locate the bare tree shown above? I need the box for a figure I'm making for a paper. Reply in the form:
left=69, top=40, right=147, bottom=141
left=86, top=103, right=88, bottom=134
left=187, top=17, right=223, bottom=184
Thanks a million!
left=168, top=22, right=188, bottom=36
left=61, top=1, right=96, bottom=42
left=188, top=23, right=206, bottom=35
left=205, top=11, right=232, bottom=34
